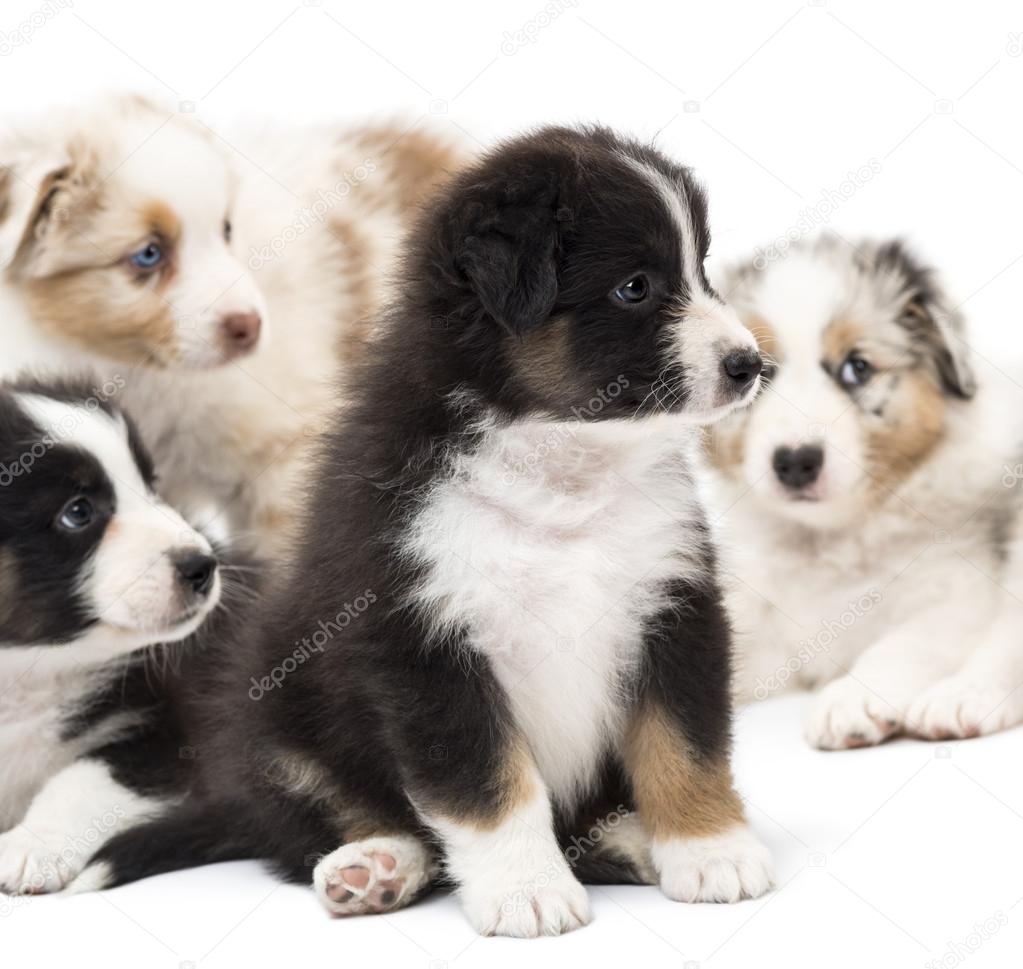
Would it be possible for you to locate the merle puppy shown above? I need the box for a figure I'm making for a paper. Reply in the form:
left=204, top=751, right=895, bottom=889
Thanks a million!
left=85, top=126, right=772, bottom=937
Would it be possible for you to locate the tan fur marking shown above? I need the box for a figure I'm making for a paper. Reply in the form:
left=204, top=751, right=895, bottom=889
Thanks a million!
left=22, top=267, right=178, bottom=365
left=0, top=547, right=18, bottom=630
left=865, top=371, right=946, bottom=493
left=513, top=316, right=577, bottom=399
left=624, top=701, right=744, bottom=840
left=354, top=125, right=468, bottom=211
left=0, top=167, right=12, bottom=227
left=447, top=737, right=537, bottom=832
left=328, top=215, right=377, bottom=362
left=822, top=317, right=865, bottom=364
left=745, top=312, right=782, bottom=366
left=141, top=200, right=181, bottom=243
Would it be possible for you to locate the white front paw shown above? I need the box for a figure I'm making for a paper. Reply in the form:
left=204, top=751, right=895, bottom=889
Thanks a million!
left=908, top=676, right=1023, bottom=740
left=0, top=828, right=78, bottom=895
left=805, top=676, right=901, bottom=750
left=653, top=825, right=773, bottom=903
left=460, top=859, right=592, bottom=938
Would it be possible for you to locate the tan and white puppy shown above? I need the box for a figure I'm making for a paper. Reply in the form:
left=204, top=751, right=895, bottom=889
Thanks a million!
left=0, top=96, right=468, bottom=557
left=706, top=236, right=1023, bottom=748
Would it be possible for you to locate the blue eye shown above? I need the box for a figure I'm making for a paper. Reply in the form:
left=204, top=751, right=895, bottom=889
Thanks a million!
left=839, top=355, right=873, bottom=388
left=130, top=242, right=164, bottom=270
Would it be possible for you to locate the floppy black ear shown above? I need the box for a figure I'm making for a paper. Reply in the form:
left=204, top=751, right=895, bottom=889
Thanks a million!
left=456, top=175, right=561, bottom=336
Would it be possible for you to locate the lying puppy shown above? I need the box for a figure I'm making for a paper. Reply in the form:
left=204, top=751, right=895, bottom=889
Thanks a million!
left=708, top=236, right=1023, bottom=746
left=0, top=376, right=228, bottom=893
left=83, top=126, right=772, bottom=936
left=0, top=95, right=467, bottom=556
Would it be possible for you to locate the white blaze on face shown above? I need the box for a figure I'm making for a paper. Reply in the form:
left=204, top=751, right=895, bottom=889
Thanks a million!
left=626, top=157, right=761, bottom=421
left=115, top=122, right=268, bottom=368
left=16, top=395, right=219, bottom=646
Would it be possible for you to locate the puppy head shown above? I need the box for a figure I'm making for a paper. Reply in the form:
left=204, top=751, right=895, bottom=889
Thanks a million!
left=709, top=237, right=975, bottom=527
left=1, top=96, right=266, bottom=369
left=418, top=125, right=761, bottom=423
left=0, top=378, right=220, bottom=654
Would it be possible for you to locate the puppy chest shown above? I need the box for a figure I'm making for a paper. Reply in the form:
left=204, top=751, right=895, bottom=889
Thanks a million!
left=406, top=423, right=706, bottom=804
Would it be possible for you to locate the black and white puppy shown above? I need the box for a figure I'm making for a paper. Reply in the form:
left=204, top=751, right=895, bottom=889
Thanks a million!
left=87, top=127, right=772, bottom=936
left=0, top=376, right=222, bottom=893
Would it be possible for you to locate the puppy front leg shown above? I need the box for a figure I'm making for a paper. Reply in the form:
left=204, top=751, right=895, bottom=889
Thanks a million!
left=624, top=580, right=773, bottom=903
left=0, top=759, right=165, bottom=894
left=395, top=646, right=590, bottom=937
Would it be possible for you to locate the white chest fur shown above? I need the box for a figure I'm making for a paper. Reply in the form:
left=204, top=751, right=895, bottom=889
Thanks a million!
left=405, top=416, right=710, bottom=810
left=0, top=651, right=87, bottom=827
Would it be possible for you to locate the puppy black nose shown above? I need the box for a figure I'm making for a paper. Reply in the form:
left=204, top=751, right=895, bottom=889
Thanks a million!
left=773, top=445, right=824, bottom=490
left=722, top=349, right=763, bottom=391
left=173, top=551, right=218, bottom=596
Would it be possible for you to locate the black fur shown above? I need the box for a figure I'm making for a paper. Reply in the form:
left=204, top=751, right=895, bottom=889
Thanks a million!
left=91, top=126, right=744, bottom=894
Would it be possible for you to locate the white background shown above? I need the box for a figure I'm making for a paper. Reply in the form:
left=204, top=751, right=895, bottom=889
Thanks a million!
left=3, top=1, right=1023, bottom=967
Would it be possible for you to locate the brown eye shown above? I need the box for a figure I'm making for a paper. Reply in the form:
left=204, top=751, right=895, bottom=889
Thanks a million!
left=613, top=275, right=649, bottom=303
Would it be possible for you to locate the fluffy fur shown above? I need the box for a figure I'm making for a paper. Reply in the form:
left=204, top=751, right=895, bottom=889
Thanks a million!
left=84, top=126, right=773, bottom=937
left=0, top=95, right=468, bottom=557
left=0, top=376, right=231, bottom=892
left=707, top=236, right=1023, bottom=747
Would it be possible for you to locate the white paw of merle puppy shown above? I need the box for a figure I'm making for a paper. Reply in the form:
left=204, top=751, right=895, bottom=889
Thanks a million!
left=653, top=825, right=774, bottom=903
left=0, top=828, right=77, bottom=895
left=805, top=675, right=902, bottom=749
left=314, top=835, right=434, bottom=917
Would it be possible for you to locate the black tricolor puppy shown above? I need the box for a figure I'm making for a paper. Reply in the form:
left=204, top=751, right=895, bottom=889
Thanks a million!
left=87, top=126, right=772, bottom=936
left=0, top=376, right=231, bottom=893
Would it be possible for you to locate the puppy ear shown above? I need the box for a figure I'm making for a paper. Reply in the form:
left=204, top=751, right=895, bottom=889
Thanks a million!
left=456, top=175, right=561, bottom=335
left=901, top=293, right=976, bottom=400
left=1, top=142, right=95, bottom=277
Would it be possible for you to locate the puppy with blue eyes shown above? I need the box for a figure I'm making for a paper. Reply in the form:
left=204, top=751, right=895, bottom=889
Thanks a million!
left=0, top=376, right=222, bottom=893
left=1, top=95, right=468, bottom=557
left=83, top=125, right=773, bottom=938
left=708, top=236, right=1023, bottom=746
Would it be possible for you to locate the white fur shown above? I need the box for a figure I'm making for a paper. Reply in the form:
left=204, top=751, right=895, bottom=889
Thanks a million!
left=0, top=394, right=218, bottom=883
left=405, top=414, right=711, bottom=810
left=652, top=825, right=774, bottom=902
left=14, top=394, right=218, bottom=639
left=313, top=834, right=434, bottom=917
left=711, top=245, right=1023, bottom=746
left=0, top=760, right=165, bottom=893
left=1, top=98, right=468, bottom=557
left=423, top=774, right=591, bottom=938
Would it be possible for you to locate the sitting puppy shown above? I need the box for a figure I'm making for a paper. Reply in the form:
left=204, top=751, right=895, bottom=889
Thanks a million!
left=0, top=376, right=224, bottom=893
left=83, top=126, right=772, bottom=936
left=708, top=236, right=1023, bottom=746
left=0, top=95, right=467, bottom=557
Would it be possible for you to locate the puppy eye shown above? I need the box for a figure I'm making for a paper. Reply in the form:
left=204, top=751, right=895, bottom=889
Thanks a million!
left=130, top=242, right=164, bottom=271
left=839, top=354, right=873, bottom=388
left=223, top=218, right=232, bottom=243
left=58, top=497, right=96, bottom=531
left=612, top=275, right=650, bottom=304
